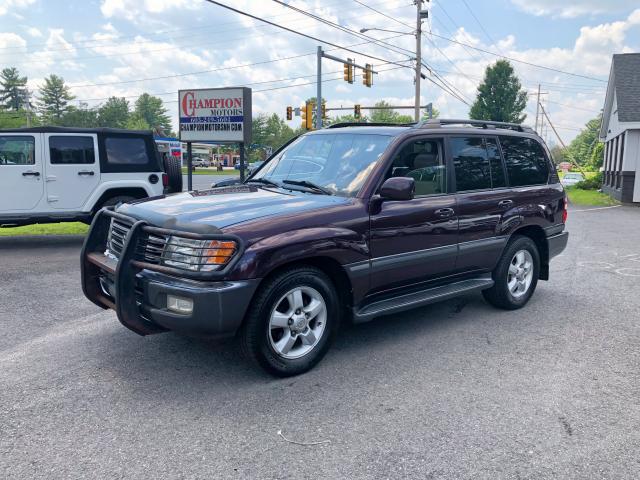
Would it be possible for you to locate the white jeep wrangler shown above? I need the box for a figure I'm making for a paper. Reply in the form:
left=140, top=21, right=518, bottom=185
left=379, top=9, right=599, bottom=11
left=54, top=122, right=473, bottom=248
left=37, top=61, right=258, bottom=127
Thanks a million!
left=0, top=127, right=182, bottom=227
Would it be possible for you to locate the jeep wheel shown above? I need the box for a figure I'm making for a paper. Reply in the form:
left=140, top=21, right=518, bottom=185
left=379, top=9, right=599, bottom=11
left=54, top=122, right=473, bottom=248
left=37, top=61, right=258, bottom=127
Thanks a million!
left=239, top=266, right=339, bottom=377
left=482, top=236, right=540, bottom=310
left=163, top=155, right=183, bottom=193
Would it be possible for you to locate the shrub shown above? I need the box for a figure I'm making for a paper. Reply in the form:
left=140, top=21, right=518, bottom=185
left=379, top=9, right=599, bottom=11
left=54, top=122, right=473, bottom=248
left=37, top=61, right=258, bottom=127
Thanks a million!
left=574, top=172, right=603, bottom=190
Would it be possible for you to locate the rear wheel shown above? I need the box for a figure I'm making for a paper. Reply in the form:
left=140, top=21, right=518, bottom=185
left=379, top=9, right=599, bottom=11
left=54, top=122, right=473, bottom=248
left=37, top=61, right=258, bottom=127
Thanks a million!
left=239, top=266, right=339, bottom=377
left=482, top=236, right=540, bottom=310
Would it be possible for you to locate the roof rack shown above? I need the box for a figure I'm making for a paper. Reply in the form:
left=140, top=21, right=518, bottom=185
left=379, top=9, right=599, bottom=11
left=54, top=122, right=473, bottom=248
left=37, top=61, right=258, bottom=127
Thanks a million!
left=326, top=122, right=415, bottom=129
left=417, top=118, right=535, bottom=133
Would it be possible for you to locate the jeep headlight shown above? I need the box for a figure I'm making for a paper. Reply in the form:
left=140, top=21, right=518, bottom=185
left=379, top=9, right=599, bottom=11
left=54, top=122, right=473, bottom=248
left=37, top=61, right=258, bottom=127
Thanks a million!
left=162, top=237, right=237, bottom=272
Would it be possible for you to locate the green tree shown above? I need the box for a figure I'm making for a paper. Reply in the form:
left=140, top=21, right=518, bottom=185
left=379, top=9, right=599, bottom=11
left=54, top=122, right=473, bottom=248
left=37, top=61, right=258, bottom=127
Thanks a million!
left=60, top=102, right=99, bottom=127
left=549, top=144, right=566, bottom=165
left=0, top=109, right=32, bottom=128
left=97, top=96, right=130, bottom=128
left=125, top=112, right=151, bottom=130
left=133, top=93, right=171, bottom=132
left=369, top=100, right=414, bottom=124
left=566, top=114, right=603, bottom=168
left=469, top=60, right=527, bottom=123
left=421, top=105, right=440, bottom=120
left=0, top=67, right=28, bottom=111
left=37, top=74, right=75, bottom=124
left=250, top=113, right=297, bottom=161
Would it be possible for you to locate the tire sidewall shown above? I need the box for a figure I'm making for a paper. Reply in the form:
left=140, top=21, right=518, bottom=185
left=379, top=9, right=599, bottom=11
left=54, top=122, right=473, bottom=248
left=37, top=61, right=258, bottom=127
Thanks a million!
left=249, top=269, right=339, bottom=376
left=496, top=237, right=540, bottom=308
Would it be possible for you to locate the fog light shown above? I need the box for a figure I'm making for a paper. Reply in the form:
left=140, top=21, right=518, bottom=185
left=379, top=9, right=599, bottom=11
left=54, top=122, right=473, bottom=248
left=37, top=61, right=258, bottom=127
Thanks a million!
left=167, top=295, right=193, bottom=314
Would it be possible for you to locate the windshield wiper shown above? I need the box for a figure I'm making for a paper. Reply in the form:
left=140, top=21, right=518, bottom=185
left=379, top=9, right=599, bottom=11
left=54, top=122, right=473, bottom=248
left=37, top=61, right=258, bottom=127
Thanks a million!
left=282, top=179, right=332, bottom=195
left=246, top=178, right=280, bottom=188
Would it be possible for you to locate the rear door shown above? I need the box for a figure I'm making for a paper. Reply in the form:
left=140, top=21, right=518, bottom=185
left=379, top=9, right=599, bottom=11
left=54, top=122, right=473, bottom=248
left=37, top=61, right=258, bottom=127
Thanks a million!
left=44, top=133, right=99, bottom=210
left=0, top=133, right=43, bottom=212
left=451, top=135, right=516, bottom=272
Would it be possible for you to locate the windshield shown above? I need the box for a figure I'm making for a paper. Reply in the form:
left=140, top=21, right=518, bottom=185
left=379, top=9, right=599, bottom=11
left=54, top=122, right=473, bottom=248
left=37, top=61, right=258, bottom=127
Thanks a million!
left=250, top=133, right=393, bottom=197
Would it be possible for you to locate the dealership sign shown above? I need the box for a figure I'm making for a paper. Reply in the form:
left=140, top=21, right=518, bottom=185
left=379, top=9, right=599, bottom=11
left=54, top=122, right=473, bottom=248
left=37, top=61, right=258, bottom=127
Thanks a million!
left=178, top=87, right=252, bottom=143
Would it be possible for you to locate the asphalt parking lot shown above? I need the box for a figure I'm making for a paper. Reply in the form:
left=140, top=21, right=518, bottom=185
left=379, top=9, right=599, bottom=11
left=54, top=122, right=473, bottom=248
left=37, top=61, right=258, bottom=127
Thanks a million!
left=1, top=205, right=639, bottom=479
left=182, top=173, right=236, bottom=191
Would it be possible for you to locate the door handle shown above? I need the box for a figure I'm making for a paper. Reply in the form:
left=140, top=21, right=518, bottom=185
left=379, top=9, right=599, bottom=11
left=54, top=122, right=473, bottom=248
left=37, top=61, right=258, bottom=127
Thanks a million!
left=434, top=207, right=455, bottom=218
left=22, top=171, right=40, bottom=177
left=78, top=170, right=95, bottom=176
left=498, top=199, right=514, bottom=208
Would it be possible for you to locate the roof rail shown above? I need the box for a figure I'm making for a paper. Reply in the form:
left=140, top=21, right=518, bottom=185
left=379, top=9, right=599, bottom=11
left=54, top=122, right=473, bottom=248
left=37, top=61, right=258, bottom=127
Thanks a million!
left=326, top=122, right=415, bottom=129
left=417, top=118, right=535, bottom=133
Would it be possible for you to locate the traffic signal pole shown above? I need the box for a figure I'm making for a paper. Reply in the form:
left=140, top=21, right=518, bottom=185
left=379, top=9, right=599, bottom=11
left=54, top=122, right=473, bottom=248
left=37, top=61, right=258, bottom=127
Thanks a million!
left=316, top=46, right=323, bottom=130
left=415, top=0, right=423, bottom=122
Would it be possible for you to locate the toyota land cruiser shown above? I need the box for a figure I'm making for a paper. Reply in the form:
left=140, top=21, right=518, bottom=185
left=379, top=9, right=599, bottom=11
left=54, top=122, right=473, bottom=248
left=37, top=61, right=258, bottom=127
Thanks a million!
left=81, top=119, right=568, bottom=376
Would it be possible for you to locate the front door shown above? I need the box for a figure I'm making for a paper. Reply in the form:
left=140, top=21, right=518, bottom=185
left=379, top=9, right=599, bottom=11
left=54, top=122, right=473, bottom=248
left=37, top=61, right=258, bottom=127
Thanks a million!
left=0, top=133, right=43, bottom=212
left=44, top=133, right=100, bottom=210
left=369, top=136, right=459, bottom=294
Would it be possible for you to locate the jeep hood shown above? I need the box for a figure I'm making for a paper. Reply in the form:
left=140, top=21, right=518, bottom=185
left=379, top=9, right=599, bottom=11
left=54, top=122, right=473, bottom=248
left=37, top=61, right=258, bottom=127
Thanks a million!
left=117, top=185, right=350, bottom=231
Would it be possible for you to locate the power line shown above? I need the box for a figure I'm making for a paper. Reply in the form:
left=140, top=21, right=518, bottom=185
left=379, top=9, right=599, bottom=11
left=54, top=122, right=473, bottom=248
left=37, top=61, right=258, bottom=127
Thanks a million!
left=204, top=0, right=414, bottom=70
left=460, top=0, right=503, bottom=53
left=429, top=32, right=607, bottom=83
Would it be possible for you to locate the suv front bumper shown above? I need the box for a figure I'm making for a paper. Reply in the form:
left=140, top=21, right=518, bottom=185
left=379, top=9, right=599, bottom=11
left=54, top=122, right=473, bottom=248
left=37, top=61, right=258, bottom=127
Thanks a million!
left=81, top=209, right=259, bottom=337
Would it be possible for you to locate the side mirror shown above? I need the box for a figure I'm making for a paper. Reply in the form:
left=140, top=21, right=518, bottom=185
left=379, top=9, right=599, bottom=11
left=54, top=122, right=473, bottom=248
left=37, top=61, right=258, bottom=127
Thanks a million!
left=211, top=178, right=242, bottom=188
left=379, top=177, right=415, bottom=201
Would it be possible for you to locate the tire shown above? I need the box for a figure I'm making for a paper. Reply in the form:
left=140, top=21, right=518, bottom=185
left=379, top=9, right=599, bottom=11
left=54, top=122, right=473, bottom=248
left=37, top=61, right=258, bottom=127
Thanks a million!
left=100, top=195, right=136, bottom=209
left=482, top=235, right=540, bottom=310
left=163, top=155, right=183, bottom=193
left=239, top=266, right=340, bottom=377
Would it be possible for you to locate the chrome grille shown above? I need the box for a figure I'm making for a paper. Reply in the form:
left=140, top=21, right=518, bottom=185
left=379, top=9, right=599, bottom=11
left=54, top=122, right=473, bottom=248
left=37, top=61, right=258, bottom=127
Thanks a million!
left=106, top=219, right=168, bottom=264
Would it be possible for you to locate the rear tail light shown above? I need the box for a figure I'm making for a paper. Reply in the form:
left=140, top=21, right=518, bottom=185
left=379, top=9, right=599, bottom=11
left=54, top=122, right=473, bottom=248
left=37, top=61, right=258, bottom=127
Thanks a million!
left=162, top=173, right=169, bottom=187
left=562, top=196, right=568, bottom=223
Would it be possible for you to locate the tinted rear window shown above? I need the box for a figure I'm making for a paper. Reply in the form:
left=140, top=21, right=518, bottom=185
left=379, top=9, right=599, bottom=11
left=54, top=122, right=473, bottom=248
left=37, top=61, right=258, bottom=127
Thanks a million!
left=499, top=136, right=550, bottom=186
left=451, top=137, right=491, bottom=191
left=49, top=136, right=95, bottom=164
left=105, top=137, right=148, bottom=165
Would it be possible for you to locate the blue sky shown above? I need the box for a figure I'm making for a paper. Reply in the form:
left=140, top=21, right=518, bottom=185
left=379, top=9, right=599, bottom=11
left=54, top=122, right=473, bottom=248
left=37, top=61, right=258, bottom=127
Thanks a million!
left=1, top=0, right=639, bottom=143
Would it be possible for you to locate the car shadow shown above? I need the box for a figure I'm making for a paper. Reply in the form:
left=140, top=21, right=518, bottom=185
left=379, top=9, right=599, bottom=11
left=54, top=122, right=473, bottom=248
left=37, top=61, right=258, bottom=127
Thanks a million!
left=92, top=292, right=494, bottom=389
left=0, top=234, right=85, bottom=250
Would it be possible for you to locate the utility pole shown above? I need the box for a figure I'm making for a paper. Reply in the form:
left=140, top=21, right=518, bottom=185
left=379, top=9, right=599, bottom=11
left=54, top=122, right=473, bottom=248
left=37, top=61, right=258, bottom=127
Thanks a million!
left=414, top=0, right=423, bottom=122
left=534, top=84, right=541, bottom=133
left=316, top=46, right=323, bottom=130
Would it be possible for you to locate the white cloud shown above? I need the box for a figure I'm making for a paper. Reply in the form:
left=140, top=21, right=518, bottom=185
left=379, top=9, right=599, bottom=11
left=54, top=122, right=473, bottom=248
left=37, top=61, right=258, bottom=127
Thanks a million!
left=0, top=32, right=26, bottom=49
left=100, top=0, right=200, bottom=22
left=0, top=0, right=35, bottom=16
left=26, top=26, right=42, bottom=37
left=511, top=0, right=635, bottom=18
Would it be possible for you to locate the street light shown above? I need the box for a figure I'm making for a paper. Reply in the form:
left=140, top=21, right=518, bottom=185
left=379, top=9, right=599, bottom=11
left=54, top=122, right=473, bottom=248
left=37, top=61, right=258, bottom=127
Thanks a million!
left=359, top=27, right=414, bottom=35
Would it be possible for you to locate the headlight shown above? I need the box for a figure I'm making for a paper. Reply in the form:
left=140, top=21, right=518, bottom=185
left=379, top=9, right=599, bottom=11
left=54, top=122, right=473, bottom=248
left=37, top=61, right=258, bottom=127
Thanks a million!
left=162, top=236, right=237, bottom=272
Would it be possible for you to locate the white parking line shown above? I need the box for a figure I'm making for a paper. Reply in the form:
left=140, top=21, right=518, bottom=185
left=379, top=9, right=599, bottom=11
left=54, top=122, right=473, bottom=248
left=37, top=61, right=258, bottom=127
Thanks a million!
left=571, top=205, right=622, bottom=213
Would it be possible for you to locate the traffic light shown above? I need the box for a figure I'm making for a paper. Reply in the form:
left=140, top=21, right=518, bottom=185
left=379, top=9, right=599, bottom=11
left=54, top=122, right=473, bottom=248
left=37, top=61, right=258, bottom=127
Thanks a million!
left=286, top=106, right=292, bottom=121
left=343, top=59, right=354, bottom=83
left=354, top=104, right=361, bottom=119
left=321, top=103, right=327, bottom=120
left=301, top=101, right=314, bottom=130
left=363, top=64, right=373, bottom=88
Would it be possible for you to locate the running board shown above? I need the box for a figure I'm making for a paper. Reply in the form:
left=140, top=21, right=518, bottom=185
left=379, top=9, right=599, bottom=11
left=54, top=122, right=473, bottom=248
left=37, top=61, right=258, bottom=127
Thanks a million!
left=353, top=275, right=494, bottom=323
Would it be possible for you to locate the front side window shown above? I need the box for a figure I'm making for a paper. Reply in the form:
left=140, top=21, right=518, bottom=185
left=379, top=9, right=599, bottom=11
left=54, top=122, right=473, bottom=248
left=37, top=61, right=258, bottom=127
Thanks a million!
left=252, top=133, right=392, bottom=197
left=49, top=136, right=95, bottom=164
left=0, top=136, right=35, bottom=165
left=500, top=136, right=550, bottom=186
left=105, top=137, right=148, bottom=165
left=386, top=138, right=447, bottom=196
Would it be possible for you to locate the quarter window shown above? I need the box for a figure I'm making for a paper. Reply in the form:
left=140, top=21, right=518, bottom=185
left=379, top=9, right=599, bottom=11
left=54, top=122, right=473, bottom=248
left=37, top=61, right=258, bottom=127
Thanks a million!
left=485, top=137, right=507, bottom=188
left=500, top=136, right=550, bottom=186
left=0, top=136, right=35, bottom=165
left=105, top=137, right=148, bottom=165
left=49, top=136, right=95, bottom=164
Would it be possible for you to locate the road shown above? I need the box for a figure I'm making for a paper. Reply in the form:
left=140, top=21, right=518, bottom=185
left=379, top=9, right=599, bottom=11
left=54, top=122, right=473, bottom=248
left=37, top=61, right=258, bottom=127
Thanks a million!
left=1, top=205, right=639, bottom=479
left=182, top=173, right=237, bottom=191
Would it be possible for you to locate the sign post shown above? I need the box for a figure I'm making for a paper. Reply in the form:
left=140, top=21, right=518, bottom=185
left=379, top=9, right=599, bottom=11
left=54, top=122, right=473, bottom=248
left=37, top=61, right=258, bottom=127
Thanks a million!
left=178, top=87, right=252, bottom=189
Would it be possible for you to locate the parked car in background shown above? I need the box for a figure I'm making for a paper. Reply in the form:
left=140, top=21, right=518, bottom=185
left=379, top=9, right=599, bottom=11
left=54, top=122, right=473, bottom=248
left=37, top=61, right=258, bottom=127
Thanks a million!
left=0, top=127, right=182, bottom=227
left=82, top=119, right=568, bottom=376
left=248, top=160, right=264, bottom=174
left=561, top=172, right=585, bottom=187
left=192, top=157, right=210, bottom=168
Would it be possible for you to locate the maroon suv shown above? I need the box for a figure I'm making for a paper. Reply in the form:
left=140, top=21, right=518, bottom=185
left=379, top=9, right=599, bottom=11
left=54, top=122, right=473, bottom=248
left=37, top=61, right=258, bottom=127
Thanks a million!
left=81, top=119, right=568, bottom=376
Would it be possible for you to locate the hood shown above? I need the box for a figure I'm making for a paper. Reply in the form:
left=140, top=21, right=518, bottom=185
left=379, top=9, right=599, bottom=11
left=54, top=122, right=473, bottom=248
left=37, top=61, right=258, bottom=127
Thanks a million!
left=117, top=185, right=350, bottom=231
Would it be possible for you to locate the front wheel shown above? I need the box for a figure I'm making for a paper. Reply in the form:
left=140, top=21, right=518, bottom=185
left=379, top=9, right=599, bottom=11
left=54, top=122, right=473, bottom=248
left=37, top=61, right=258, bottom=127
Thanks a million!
left=482, top=236, right=540, bottom=310
left=239, top=266, right=339, bottom=377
